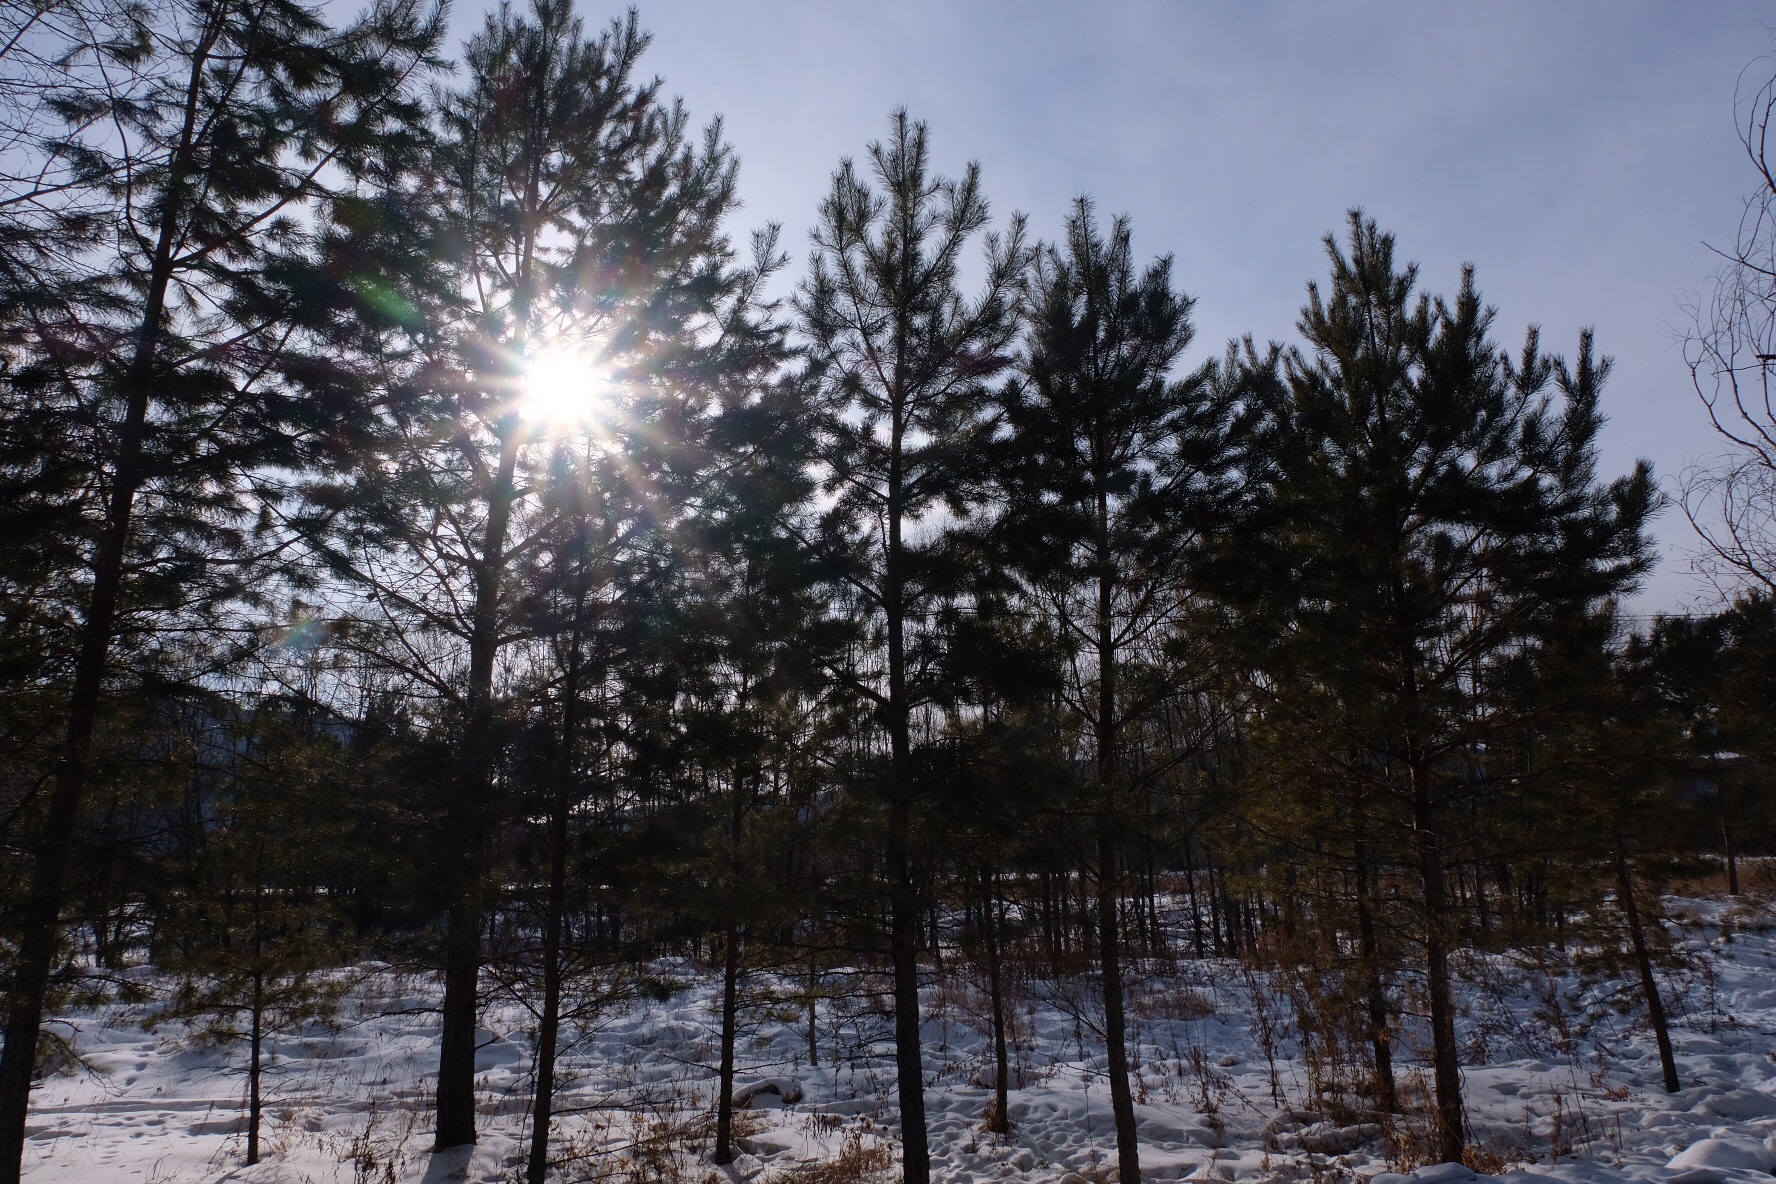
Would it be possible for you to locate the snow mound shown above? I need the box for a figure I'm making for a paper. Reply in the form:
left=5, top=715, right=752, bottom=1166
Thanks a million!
left=1667, top=1134, right=1776, bottom=1177
left=1371, top=1163, right=1482, bottom=1184
left=732, top=1076, right=803, bottom=1108
left=1695, top=1090, right=1776, bottom=1122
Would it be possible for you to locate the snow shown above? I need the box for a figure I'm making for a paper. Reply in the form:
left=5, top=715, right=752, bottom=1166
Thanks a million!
left=20, top=894, right=1776, bottom=1183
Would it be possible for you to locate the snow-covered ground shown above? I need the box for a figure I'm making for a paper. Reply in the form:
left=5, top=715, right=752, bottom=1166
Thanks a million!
left=20, top=893, right=1776, bottom=1184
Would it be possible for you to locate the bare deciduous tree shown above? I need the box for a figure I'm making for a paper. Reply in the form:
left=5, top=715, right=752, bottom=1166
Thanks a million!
left=1684, top=61, right=1776, bottom=594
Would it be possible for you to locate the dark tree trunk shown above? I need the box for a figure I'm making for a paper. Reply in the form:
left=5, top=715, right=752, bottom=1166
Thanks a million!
left=984, top=877, right=1010, bottom=1135
left=1205, top=857, right=1224, bottom=957
left=524, top=872, right=565, bottom=1182
left=884, top=409, right=929, bottom=1184
left=1721, top=818, right=1739, bottom=896
left=887, top=791, right=928, bottom=1184
left=714, top=769, right=748, bottom=1166
left=1411, top=756, right=1464, bottom=1163
left=1093, top=487, right=1140, bottom=1184
left=248, top=971, right=264, bottom=1167
left=1353, top=838, right=1396, bottom=1115
left=526, top=618, right=581, bottom=1184
left=1217, top=875, right=1236, bottom=957
left=713, top=918, right=743, bottom=1164
left=1098, top=827, right=1141, bottom=1184
left=1145, top=845, right=1163, bottom=953
left=806, top=953, right=819, bottom=1068
left=1615, top=841, right=1679, bottom=1093
left=1037, top=869, right=1051, bottom=972
left=1474, top=865, right=1491, bottom=944
left=0, top=151, right=184, bottom=1182
left=436, top=902, right=484, bottom=1149
left=437, top=427, right=521, bottom=1151
left=1185, top=845, right=1205, bottom=960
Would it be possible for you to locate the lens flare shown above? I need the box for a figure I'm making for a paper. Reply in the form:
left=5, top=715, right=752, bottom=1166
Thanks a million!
left=520, top=345, right=612, bottom=428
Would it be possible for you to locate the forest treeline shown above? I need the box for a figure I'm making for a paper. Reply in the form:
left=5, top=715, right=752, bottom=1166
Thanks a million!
left=2, top=2, right=1774, bottom=1183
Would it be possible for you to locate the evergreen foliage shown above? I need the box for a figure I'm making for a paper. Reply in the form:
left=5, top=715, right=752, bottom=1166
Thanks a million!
left=1000, top=198, right=1247, bottom=1184
left=0, top=9, right=1767, bottom=1184
left=1219, top=214, right=1657, bottom=1159
left=798, top=109, right=1028, bottom=1184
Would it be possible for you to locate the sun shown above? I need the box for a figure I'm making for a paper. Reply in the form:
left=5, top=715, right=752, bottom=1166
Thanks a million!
left=520, top=344, right=613, bottom=429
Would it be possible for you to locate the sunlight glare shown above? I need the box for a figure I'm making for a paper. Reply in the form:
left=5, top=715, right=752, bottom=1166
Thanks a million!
left=520, top=345, right=612, bottom=429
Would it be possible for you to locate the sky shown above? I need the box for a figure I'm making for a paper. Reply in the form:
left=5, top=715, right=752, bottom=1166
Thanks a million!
left=455, top=0, right=1775, bottom=612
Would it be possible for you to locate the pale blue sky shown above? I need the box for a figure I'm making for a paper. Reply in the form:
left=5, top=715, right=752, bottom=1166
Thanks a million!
left=457, top=1, right=1775, bottom=611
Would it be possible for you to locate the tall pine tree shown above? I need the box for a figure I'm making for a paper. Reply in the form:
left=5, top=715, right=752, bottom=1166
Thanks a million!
left=1002, top=199, right=1246, bottom=1184
left=311, top=0, right=742, bottom=1146
left=799, top=111, right=1027, bottom=1184
left=1227, top=214, right=1655, bottom=1160
left=0, top=1, right=439, bottom=1173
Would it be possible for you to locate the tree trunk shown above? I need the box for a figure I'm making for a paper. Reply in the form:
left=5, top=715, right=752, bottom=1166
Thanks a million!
left=525, top=707, right=573, bottom=1179
left=1145, top=844, right=1163, bottom=953
left=437, top=425, right=522, bottom=1151
left=984, top=877, right=1010, bottom=1135
left=248, top=972, right=264, bottom=1167
left=1352, top=839, right=1396, bottom=1115
left=1185, top=844, right=1204, bottom=959
left=524, top=875, right=565, bottom=1183
left=0, top=178, right=183, bottom=1184
left=436, top=902, right=484, bottom=1149
left=1411, top=757, right=1464, bottom=1163
left=884, top=397, right=929, bottom=1184
left=1473, top=865, right=1491, bottom=944
left=887, top=792, right=928, bottom=1184
left=714, top=769, right=748, bottom=1166
left=1721, top=818, right=1739, bottom=896
left=1094, top=484, right=1140, bottom=1184
left=1615, top=841, right=1679, bottom=1093
left=528, top=584, right=588, bottom=1184
left=1040, top=873, right=1058, bottom=972
left=806, top=953, right=820, bottom=1068
left=1205, top=857, right=1224, bottom=957
left=713, top=919, right=743, bottom=1164
left=1098, top=827, right=1141, bottom=1184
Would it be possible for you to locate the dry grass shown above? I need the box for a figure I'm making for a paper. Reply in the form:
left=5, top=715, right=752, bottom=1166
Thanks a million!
left=1463, top=1144, right=1510, bottom=1175
left=771, top=1128, right=894, bottom=1184
left=546, top=1098, right=783, bottom=1184
left=322, top=1098, right=420, bottom=1184
left=1128, top=979, right=1215, bottom=1023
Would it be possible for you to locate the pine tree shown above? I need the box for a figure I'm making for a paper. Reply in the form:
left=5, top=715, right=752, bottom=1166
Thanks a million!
left=507, top=225, right=797, bottom=1181
left=1001, top=198, right=1246, bottom=1184
left=512, top=432, right=643, bottom=1184
left=1705, top=595, right=1776, bottom=799
left=0, top=0, right=136, bottom=323
left=678, top=260, right=819, bottom=1168
left=1227, top=214, right=1656, bottom=1161
left=309, top=0, right=743, bottom=1147
left=798, top=110, right=1028, bottom=1184
left=0, top=1, right=438, bottom=1173
left=147, top=695, right=355, bottom=1166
